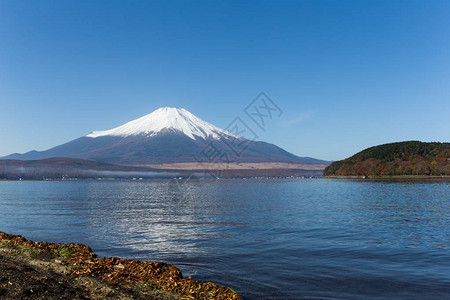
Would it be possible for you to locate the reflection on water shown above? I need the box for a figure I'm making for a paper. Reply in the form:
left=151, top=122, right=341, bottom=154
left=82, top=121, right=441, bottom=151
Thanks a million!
left=0, top=178, right=449, bottom=299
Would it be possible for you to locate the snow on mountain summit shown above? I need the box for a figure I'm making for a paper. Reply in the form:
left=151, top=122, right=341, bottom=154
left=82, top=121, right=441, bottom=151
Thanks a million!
left=86, top=107, right=236, bottom=140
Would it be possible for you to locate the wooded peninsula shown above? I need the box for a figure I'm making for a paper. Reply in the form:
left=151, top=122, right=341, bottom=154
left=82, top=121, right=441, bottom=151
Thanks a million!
left=324, top=141, right=449, bottom=177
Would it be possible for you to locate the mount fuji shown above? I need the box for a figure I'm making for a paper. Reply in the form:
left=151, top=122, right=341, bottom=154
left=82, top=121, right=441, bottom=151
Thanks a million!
left=3, top=107, right=327, bottom=166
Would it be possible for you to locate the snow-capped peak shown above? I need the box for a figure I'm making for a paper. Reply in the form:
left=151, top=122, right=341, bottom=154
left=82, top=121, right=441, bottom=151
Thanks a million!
left=86, top=107, right=237, bottom=140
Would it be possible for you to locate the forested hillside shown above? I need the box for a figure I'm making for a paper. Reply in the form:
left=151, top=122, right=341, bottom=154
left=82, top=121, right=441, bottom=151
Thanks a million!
left=324, top=141, right=449, bottom=176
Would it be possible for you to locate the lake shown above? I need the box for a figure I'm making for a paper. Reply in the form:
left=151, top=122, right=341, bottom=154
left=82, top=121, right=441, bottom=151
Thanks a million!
left=1, top=178, right=449, bottom=299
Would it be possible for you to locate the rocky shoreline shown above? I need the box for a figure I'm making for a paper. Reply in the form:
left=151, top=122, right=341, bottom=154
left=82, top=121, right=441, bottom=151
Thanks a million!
left=0, top=231, right=241, bottom=299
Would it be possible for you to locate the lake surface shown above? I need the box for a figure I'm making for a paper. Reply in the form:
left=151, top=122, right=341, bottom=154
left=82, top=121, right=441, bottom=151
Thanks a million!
left=1, top=179, right=449, bottom=299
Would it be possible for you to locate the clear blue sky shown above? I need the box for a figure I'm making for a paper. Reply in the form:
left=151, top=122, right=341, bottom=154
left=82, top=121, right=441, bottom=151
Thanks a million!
left=1, top=0, right=449, bottom=161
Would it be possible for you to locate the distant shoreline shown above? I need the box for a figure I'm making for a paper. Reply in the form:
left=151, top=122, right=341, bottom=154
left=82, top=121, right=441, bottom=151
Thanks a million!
left=0, top=175, right=323, bottom=182
left=3, top=175, right=450, bottom=181
left=0, top=157, right=328, bottom=180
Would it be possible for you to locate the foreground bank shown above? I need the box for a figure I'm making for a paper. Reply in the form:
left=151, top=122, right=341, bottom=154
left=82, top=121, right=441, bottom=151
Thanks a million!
left=0, top=231, right=241, bottom=300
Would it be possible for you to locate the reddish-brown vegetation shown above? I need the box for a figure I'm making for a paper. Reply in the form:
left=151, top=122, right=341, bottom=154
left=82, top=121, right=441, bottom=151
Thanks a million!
left=324, top=141, right=449, bottom=176
left=0, top=231, right=241, bottom=299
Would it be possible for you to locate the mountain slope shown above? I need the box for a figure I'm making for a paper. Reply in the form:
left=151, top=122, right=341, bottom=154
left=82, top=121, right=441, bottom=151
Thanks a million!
left=86, top=107, right=236, bottom=140
left=3, top=107, right=328, bottom=165
left=323, top=141, right=449, bottom=176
